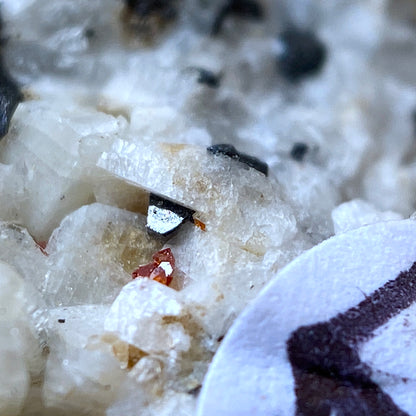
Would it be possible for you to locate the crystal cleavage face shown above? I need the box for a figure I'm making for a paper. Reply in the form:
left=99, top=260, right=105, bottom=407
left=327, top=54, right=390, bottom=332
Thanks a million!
left=197, top=220, right=416, bottom=416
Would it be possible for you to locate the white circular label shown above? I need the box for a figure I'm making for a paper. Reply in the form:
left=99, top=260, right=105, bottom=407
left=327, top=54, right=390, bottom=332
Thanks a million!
left=197, top=220, right=416, bottom=416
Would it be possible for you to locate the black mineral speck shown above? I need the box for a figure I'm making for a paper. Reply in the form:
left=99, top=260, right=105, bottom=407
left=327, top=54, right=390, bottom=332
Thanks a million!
left=187, top=384, right=202, bottom=397
left=211, top=0, right=264, bottom=36
left=195, top=68, right=221, bottom=88
left=207, top=143, right=268, bottom=176
left=124, top=0, right=177, bottom=20
left=147, top=193, right=195, bottom=237
left=0, top=63, right=22, bottom=139
left=84, top=28, right=95, bottom=39
left=277, top=28, right=327, bottom=82
left=290, top=142, right=309, bottom=161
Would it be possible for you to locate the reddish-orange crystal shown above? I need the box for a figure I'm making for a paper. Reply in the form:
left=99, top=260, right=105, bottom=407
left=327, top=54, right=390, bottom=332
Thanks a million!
left=132, top=248, right=175, bottom=286
left=35, top=240, right=48, bottom=256
left=153, top=248, right=175, bottom=268
left=193, top=218, right=206, bottom=231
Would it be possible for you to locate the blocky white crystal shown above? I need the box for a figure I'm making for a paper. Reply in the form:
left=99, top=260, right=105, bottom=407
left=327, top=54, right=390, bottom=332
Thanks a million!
left=43, top=203, right=161, bottom=306
left=105, top=279, right=189, bottom=353
left=0, top=261, right=45, bottom=416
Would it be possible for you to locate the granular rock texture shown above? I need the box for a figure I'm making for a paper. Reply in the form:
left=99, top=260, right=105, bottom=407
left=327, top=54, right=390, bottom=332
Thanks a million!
left=0, top=0, right=415, bottom=415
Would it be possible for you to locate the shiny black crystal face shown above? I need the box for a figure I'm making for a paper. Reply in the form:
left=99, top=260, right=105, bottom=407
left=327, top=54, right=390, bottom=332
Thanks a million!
left=211, top=0, right=264, bottom=35
left=0, top=63, right=22, bottom=139
left=147, top=193, right=195, bottom=237
left=277, top=28, right=327, bottom=82
left=290, top=142, right=309, bottom=162
left=207, top=143, right=268, bottom=176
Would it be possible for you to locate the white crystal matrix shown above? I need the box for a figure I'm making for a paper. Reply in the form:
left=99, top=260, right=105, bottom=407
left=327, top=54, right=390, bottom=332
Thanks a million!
left=0, top=0, right=415, bottom=415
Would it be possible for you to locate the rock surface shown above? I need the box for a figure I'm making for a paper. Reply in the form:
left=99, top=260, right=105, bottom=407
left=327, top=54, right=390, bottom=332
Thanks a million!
left=0, top=0, right=415, bottom=415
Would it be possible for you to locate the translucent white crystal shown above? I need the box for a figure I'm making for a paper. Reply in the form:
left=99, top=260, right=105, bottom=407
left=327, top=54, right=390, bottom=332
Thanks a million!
left=0, top=222, right=49, bottom=294
left=43, top=335, right=125, bottom=415
left=0, top=101, right=127, bottom=240
left=0, top=261, right=45, bottom=416
left=105, top=279, right=190, bottom=354
left=43, top=203, right=162, bottom=306
left=98, top=140, right=302, bottom=249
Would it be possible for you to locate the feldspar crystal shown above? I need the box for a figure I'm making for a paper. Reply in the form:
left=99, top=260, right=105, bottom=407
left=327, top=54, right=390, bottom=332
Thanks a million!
left=42, top=203, right=162, bottom=306
left=43, top=305, right=126, bottom=416
left=0, top=101, right=128, bottom=240
left=105, top=278, right=189, bottom=353
left=0, top=261, right=44, bottom=416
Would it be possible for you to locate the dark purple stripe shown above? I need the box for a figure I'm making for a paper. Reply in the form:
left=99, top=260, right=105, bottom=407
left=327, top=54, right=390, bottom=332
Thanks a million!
left=286, top=261, right=416, bottom=416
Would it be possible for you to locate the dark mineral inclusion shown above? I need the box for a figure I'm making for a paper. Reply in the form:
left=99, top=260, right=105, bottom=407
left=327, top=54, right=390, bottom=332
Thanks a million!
left=290, top=142, right=309, bottom=162
left=195, top=68, right=221, bottom=89
left=287, top=262, right=416, bottom=416
left=0, top=61, right=22, bottom=139
left=211, top=0, right=264, bottom=36
left=277, top=28, right=327, bottom=82
left=124, top=0, right=177, bottom=20
left=207, top=143, right=268, bottom=176
left=147, top=193, right=195, bottom=237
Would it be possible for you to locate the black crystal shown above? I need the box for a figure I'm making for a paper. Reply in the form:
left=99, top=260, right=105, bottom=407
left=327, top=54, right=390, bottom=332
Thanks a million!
left=124, top=0, right=177, bottom=20
left=195, top=68, right=221, bottom=89
left=277, top=28, right=327, bottom=82
left=207, top=143, right=268, bottom=176
left=147, top=193, right=195, bottom=237
left=0, top=62, right=22, bottom=139
left=211, top=0, right=264, bottom=36
left=290, top=142, right=309, bottom=162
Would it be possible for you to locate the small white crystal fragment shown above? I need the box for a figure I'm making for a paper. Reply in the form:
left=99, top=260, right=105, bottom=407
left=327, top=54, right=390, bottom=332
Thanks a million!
left=105, top=279, right=189, bottom=354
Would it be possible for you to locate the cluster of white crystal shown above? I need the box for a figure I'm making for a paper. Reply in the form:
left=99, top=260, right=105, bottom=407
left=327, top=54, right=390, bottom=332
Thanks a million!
left=0, top=0, right=416, bottom=415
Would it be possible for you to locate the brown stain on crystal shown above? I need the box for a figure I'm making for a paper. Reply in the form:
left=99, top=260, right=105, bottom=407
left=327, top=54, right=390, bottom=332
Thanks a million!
left=159, top=143, right=187, bottom=155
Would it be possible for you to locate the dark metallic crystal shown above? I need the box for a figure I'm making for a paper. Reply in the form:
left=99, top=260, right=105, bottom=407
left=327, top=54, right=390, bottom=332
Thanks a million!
left=207, top=143, right=268, bottom=176
left=147, top=193, right=195, bottom=237
left=0, top=62, right=22, bottom=139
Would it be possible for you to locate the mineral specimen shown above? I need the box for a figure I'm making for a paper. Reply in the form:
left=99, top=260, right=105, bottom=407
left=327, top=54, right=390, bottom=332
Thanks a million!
left=0, top=0, right=415, bottom=415
left=147, top=193, right=195, bottom=237
left=132, top=247, right=176, bottom=286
